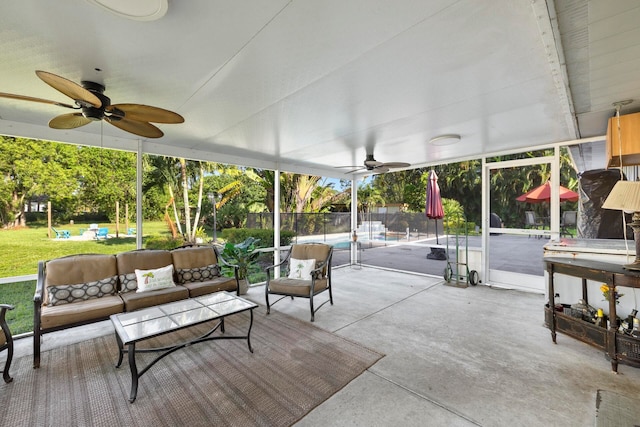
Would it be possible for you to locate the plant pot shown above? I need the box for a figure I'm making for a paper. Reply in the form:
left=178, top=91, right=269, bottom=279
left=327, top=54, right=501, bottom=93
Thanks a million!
left=238, top=277, right=249, bottom=295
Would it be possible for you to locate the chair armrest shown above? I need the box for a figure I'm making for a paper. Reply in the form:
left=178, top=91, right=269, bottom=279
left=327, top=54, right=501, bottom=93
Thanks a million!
left=216, top=252, right=241, bottom=295
left=265, top=249, right=293, bottom=276
left=265, top=259, right=287, bottom=273
left=0, top=304, right=14, bottom=330
left=34, top=260, right=45, bottom=306
left=0, top=304, right=14, bottom=315
left=216, top=253, right=235, bottom=268
left=217, top=253, right=240, bottom=276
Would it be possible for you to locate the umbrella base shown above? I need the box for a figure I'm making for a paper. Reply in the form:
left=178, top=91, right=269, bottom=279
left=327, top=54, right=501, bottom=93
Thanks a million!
left=427, top=247, right=447, bottom=260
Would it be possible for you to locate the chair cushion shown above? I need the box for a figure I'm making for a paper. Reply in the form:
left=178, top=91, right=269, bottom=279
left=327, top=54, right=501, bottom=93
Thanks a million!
left=268, top=277, right=328, bottom=296
left=288, top=258, right=315, bottom=280
left=290, top=244, right=331, bottom=275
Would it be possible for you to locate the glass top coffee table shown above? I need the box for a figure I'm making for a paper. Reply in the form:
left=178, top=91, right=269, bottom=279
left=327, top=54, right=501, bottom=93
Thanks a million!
left=110, top=291, right=258, bottom=402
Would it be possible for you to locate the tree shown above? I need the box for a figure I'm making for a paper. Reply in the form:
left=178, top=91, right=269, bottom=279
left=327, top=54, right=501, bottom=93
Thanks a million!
left=357, top=182, right=384, bottom=221
left=0, top=137, right=79, bottom=227
left=373, top=169, right=426, bottom=208
left=76, top=147, right=136, bottom=220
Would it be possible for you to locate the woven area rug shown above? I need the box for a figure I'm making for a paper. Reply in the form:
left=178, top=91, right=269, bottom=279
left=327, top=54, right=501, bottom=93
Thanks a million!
left=595, top=389, right=640, bottom=427
left=0, top=309, right=383, bottom=427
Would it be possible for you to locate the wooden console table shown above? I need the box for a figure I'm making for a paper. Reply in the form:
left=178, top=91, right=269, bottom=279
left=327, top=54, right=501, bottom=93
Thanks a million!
left=545, top=257, right=640, bottom=372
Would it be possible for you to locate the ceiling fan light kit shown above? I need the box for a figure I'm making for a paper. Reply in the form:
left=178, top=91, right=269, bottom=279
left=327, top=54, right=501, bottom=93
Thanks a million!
left=85, top=0, right=168, bottom=21
left=0, top=70, right=184, bottom=138
left=429, top=134, right=461, bottom=146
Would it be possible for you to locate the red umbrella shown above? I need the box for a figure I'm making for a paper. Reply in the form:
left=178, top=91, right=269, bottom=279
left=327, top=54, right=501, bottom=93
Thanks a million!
left=426, top=170, right=444, bottom=243
left=516, top=181, right=578, bottom=203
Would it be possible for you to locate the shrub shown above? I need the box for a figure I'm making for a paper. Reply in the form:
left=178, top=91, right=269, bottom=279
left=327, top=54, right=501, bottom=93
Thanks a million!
left=144, top=235, right=185, bottom=250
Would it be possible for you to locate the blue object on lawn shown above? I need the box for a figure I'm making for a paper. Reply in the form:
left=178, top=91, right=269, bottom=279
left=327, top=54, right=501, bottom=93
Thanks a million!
left=51, top=227, right=70, bottom=239
left=95, top=228, right=109, bottom=239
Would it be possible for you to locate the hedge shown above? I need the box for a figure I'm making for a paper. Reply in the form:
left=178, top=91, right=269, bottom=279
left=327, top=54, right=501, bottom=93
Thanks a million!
left=221, top=228, right=295, bottom=247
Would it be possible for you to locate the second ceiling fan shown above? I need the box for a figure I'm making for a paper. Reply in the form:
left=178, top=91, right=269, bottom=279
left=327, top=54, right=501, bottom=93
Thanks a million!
left=338, top=154, right=410, bottom=174
left=0, top=70, right=184, bottom=138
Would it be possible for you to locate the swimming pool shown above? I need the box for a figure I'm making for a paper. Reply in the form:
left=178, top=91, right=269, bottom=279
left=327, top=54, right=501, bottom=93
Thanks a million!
left=295, top=232, right=397, bottom=249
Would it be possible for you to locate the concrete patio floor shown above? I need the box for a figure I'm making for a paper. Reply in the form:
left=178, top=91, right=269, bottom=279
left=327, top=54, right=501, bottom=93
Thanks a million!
left=10, top=265, right=640, bottom=426
left=250, top=266, right=640, bottom=426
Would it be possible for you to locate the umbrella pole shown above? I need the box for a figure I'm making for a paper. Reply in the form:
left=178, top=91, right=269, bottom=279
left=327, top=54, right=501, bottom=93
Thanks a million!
left=435, top=219, right=439, bottom=244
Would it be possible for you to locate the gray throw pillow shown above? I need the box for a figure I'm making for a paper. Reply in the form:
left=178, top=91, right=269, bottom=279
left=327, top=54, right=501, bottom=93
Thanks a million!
left=176, top=264, right=220, bottom=285
left=48, top=275, right=117, bottom=306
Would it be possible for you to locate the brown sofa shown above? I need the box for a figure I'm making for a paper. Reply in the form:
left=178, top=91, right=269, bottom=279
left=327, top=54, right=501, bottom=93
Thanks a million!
left=33, top=245, right=238, bottom=368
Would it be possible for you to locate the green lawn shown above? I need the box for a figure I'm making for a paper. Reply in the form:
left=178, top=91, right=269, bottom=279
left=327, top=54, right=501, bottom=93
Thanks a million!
left=0, top=221, right=172, bottom=277
left=0, top=221, right=171, bottom=335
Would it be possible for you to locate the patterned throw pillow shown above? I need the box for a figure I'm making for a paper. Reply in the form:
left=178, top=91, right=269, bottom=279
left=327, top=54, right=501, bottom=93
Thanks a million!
left=176, top=264, right=220, bottom=285
left=119, top=272, right=138, bottom=293
left=47, top=276, right=117, bottom=306
left=288, top=258, right=316, bottom=281
left=135, top=264, right=176, bottom=293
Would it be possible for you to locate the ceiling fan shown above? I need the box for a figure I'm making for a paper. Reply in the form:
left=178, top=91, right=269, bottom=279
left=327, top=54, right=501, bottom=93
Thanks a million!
left=337, top=154, right=410, bottom=174
left=0, top=70, right=184, bottom=138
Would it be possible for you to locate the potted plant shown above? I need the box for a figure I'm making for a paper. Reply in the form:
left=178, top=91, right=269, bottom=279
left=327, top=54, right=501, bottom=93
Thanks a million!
left=221, top=237, right=261, bottom=295
left=194, top=226, right=208, bottom=244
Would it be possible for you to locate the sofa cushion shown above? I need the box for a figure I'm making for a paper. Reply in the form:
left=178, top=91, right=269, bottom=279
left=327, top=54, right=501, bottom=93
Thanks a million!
left=44, top=254, right=118, bottom=306
left=135, top=264, right=175, bottom=293
left=176, top=264, right=220, bottom=285
left=48, top=275, right=118, bottom=306
left=182, top=276, right=237, bottom=298
left=171, top=246, right=218, bottom=269
left=116, top=250, right=173, bottom=293
left=120, top=285, right=189, bottom=312
left=40, top=295, right=124, bottom=330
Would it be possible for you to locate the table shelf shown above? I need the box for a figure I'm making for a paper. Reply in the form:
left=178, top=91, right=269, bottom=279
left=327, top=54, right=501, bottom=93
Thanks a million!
left=545, top=257, right=640, bottom=372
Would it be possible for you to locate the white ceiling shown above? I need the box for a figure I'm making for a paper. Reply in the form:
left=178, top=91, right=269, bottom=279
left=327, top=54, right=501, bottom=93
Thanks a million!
left=1, top=0, right=639, bottom=178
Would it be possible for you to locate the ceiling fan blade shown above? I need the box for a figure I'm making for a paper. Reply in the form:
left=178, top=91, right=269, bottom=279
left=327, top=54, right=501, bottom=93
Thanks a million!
left=343, top=167, right=366, bottom=174
left=49, top=113, right=92, bottom=129
left=105, top=116, right=164, bottom=138
left=381, top=162, right=410, bottom=169
left=35, top=70, right=101, bottom=108
left=0, top=92, right=77, bottom=109
left=335, top=165, right=361, bottom=169
left=373, top=166, right=390, bottom=173
left=107, top=104, right=184, bottom=123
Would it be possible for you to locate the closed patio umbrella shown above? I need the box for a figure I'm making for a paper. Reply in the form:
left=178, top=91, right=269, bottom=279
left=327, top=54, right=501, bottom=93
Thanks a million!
left=426, top=170, right=444, bottom=244
left=516, top=181, right=578, bottom=203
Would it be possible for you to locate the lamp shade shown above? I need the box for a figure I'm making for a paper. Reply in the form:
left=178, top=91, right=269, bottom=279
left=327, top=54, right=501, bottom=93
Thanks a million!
left=602, top=181, right=640, bottom=211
